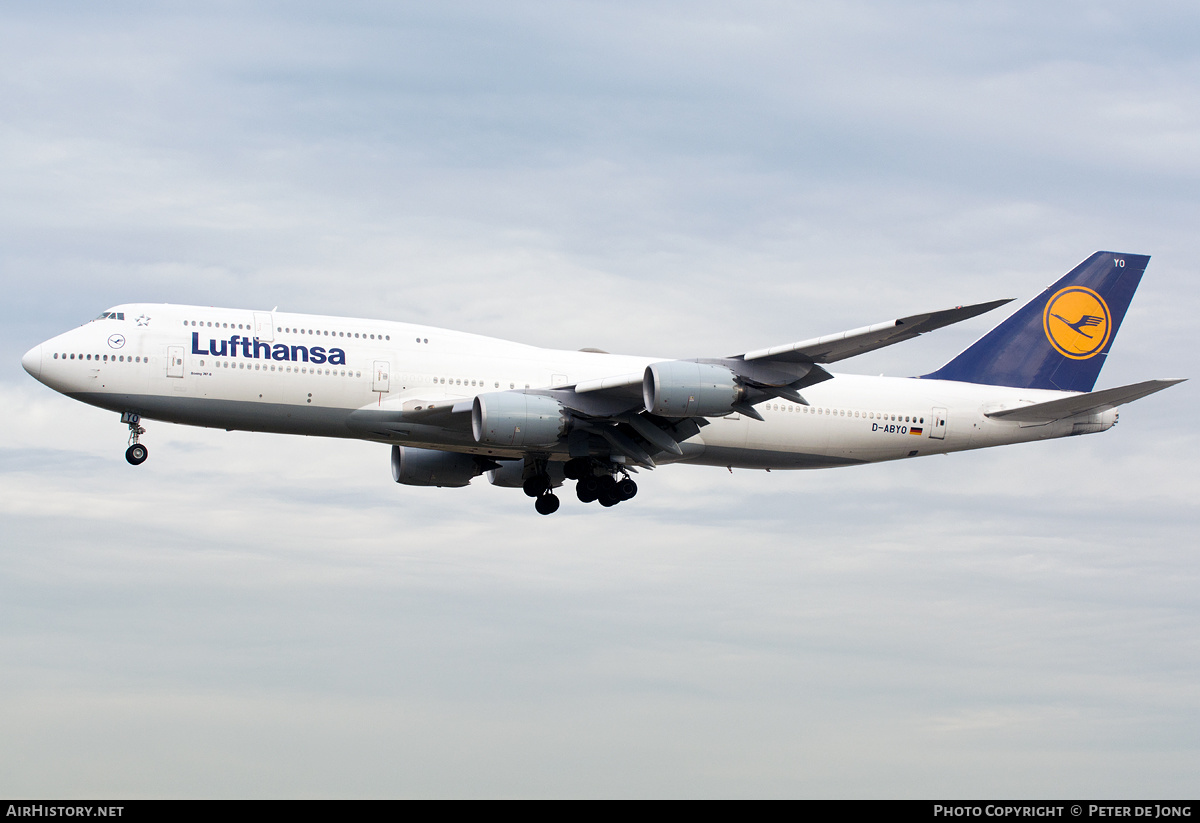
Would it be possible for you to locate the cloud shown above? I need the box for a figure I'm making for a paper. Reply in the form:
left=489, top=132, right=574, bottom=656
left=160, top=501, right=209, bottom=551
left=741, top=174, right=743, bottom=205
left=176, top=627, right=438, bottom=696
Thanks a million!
left=1, top=1, right=1197, bottom=797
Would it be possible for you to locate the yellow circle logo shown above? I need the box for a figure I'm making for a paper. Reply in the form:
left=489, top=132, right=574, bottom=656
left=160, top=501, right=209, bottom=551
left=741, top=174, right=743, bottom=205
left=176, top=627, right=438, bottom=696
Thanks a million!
left=1043, top=286, right=1111, bottom=360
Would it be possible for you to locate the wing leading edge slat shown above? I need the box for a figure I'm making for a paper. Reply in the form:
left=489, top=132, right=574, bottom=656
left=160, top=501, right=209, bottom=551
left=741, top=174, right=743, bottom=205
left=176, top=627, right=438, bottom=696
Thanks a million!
left=739, top=299, right=1012, bottom=365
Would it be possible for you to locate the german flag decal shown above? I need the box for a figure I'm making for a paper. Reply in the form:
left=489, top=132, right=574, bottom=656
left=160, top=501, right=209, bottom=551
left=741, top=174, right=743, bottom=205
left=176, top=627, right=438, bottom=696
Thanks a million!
left=909, top=427, right=923, bottom=435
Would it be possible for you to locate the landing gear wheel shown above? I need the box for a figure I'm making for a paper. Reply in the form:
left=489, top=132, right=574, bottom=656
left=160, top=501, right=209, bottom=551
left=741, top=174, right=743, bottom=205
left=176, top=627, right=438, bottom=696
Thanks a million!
left=617, top=478, right=638, bottom=500
left=563, top=458, right=590, bottom=480
left=523, top=474, right=550, bottom=498
left=577, top=475, right=600, bottom=502
left=125, top=444, right=148, bottom=465
left=596, top=475, right=620, bottom=506
left=534, top=493, right=560, bottom=515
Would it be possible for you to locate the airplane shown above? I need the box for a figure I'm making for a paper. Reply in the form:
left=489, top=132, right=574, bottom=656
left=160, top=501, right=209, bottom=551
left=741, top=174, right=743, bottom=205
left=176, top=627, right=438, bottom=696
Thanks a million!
left=21, top=251, right=1183, bottom=515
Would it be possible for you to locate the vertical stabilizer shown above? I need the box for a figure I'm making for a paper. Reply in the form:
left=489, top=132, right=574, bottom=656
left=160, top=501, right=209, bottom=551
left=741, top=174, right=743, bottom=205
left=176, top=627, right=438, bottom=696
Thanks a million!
left=922, top=252, right=1148, bottom=392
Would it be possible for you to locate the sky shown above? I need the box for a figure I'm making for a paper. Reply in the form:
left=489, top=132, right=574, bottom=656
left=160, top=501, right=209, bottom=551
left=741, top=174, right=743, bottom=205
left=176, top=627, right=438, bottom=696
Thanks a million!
left=1, top=1, right=1197, bottom=798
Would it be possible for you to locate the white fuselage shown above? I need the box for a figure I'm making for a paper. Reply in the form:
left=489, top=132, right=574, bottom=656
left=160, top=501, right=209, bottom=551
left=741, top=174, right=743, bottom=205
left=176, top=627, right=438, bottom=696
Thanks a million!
left=22, top=303, right=1116, bottom=470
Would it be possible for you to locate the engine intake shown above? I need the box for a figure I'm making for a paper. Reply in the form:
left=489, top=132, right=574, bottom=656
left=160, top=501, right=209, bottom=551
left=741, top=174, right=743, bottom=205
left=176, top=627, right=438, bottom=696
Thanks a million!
left=472, top=392, right=567, bottom=447
left=391, top=445, right=481, bottom=487
left=643, top=361, right=742, bottom=417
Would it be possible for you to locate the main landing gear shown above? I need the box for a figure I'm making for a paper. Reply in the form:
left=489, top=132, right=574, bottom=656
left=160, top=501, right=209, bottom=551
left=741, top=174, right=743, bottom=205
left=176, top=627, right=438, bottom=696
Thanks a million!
left=565, top=458, right=637, bottom=509
left=522, top=467, right=561, bottom=516
left=122, top=412, right=148, bottom=465
left=523, top=459, right=636, bottom=515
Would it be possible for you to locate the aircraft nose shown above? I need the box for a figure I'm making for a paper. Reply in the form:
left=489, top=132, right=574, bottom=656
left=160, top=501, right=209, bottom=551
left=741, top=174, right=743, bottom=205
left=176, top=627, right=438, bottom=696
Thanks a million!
left=22, top=344, right=42, bottom=380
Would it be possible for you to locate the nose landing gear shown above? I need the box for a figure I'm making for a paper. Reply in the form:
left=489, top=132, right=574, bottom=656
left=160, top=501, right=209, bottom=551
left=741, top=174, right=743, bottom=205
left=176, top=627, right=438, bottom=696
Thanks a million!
left=122, top=412, right=148, bottom=465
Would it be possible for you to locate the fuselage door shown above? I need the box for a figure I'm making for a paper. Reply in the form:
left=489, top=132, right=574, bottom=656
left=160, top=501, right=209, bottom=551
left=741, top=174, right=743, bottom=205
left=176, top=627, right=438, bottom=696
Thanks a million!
left=253, top=312, right=274, bottom=342
left=166, top=346, right=185, bottom=378
left=373, top=360, right=391, bottom=393
left=929, top=407, right=947, bottom=440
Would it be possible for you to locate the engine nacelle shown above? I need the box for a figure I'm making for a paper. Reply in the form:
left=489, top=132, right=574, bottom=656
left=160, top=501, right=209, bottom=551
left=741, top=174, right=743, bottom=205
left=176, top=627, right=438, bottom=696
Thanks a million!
left=472, top=392, right=567, bottom=448
left=643, top=361, right=742, bottom=417
left=390, top=445, right=481, bottom=488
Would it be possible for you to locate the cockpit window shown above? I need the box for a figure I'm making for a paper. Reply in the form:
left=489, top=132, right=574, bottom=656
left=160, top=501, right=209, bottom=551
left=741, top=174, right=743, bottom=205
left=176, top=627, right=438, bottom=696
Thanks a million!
left=94, top=311, right=126, bottom=321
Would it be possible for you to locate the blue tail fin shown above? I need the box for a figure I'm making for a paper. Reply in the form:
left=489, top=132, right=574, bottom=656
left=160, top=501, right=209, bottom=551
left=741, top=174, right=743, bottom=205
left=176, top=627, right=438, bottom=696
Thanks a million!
left=922, top=251, right=1148, bottom=392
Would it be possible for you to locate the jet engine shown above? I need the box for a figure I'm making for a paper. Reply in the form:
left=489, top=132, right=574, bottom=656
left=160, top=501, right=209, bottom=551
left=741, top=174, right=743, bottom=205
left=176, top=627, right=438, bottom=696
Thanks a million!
left=642, top=361, right=742, bottom=417
left=390, top=445, right=482, bottom=488
left=472, top=392, right=567, bottom=447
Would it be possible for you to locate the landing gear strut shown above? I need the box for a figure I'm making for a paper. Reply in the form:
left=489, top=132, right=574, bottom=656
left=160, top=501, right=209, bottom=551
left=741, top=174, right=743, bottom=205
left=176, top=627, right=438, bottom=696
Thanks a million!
left=122, top=412, right=148, bottom=465
left=525, top=458, right=561, bottom=515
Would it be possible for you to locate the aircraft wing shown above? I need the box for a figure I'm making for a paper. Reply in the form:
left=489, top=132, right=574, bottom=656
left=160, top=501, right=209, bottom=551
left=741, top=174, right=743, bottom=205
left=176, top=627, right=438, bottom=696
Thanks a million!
left=360, top=299, right=1018, bottom=467
left=548, top=298, right=1017, bottom=465
left=985, top=379, right=1185, bottom=423
left=737, top=299, right=1012, bottom=365
left=347, top=395, right=474, bottom=440
left=568, top=298, right=1013, bottom=404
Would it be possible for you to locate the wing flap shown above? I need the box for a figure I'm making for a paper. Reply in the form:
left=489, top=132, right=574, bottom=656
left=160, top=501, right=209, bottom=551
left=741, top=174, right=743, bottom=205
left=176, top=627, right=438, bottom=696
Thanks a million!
left=985, top=379, right=1185, bottom=422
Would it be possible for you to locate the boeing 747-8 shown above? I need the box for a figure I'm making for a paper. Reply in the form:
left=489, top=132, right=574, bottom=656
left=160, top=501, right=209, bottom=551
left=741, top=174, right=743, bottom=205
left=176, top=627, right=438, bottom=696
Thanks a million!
left=21, top=252, right=1183, bottom=514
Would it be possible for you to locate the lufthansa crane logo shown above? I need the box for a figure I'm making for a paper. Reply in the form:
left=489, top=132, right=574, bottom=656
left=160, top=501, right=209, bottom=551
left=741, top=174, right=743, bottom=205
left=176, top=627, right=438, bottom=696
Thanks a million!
left=1043, top=286, right=1111, bottom=360
left=107, top=334, right=126, bottom=349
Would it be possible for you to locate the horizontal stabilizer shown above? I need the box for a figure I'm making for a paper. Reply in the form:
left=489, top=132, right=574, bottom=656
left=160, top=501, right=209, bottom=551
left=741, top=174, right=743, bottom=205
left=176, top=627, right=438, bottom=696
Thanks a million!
left=985, top=379, right=1185, bottom=423
left=740, top=299, right=1011, bottom=365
